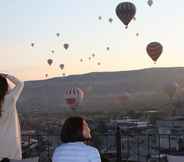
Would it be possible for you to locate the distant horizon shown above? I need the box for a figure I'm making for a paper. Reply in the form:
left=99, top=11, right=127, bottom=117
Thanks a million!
left=24, top=66, right=184, bottom=82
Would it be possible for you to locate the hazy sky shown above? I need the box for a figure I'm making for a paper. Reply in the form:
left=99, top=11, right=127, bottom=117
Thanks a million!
left=1, top=0, right=184, bottom=81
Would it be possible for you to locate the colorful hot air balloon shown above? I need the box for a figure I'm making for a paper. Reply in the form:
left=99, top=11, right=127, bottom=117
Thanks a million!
left=64, top=87, right=84, bottom=110
left=147, top=0, right=153, bottom=7
left=63, top=43, right=69, bottom=50
left=47, top=59, right=53, bottom=66
left=115, top=2, right=136, bottom=29
left=164, top=82, right=179, bottom=100
left=146, top=42, right=163, bottom=63
left=59, top=64, right=64, bottom=70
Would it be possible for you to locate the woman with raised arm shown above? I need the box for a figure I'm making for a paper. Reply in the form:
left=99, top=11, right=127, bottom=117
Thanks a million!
left=0, top=73, right=24, bottom=160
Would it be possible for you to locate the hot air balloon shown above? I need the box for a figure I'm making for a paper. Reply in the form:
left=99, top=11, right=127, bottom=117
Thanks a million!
left=164, top=82, right=179, bottom=100
left=147, top=0, right=153, bottom=7
left=31, top=43, right=35, bottom=47
left=59, top=64, right=64, bottom=70
left=98, top=16, right=102, bottom=20
left=115, top=2, right=136, bottom=29
left=113, top=92, right=130, bottom=105
left=63, top=43, right=69, bottom=50
left=146, top=42, right=163, bottom=63
left=175, top=87, right=184, bottom=103
left=109, top=18, right=113, bottom=23
left=106, top=47, right=110, bottom=51
left=64, top=87, right=84, bottom=110
left=56, top=33, right=60, bottom=37
left=47, top=59, right=53, bottom=66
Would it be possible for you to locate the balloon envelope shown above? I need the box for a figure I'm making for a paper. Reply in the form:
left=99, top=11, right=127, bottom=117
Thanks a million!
left=116, top=2, right=136, bottom=28
left=147, top=0, right=153, bottom=7
left=146, top=42, right=163, bottom=62
left=164, top=82, right=178, bottom=99
left=113, top=92, right=130, bottom=105
left=31, top=43, right=34, bottom=47
left=59, top=64, right=64, bottom=70
left=63, top=43, right=69, bottom=50
left=64, top=87, right=84, bottom=110
left=47, top=59, right=53, bottom=66
left=109, top=18, right=113, bottom=23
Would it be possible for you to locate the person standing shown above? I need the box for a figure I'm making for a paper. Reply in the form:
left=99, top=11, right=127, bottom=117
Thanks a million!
left=0, top=73, right=24, bottom=160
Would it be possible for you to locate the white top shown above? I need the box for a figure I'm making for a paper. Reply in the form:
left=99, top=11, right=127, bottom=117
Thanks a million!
left=52, top=142, right=101, bottom=162
left=0, top=75, right=24, bottom=160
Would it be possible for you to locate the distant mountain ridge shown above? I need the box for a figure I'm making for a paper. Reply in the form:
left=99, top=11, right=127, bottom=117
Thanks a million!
left=17, top=67, right=184, bottom=113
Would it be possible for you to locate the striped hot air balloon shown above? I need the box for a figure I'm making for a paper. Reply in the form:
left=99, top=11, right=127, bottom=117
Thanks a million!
left=146, top=42, right=163, bottom=63
left=64, top=87, right=84, bottom=110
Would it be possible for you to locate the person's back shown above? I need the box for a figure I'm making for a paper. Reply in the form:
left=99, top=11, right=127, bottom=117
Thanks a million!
left=53, top=142, right=100, bottom=162
left=52, top=116, right=101, bottom=162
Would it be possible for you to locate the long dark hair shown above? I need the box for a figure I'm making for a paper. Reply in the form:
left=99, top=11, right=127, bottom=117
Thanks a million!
left=0, top=75, right=8, bottom=117
left=60, top=116, right=86, bottom=143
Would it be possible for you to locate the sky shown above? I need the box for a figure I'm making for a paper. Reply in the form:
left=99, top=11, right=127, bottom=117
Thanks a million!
left=1, top=0, right=184, bottom=81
